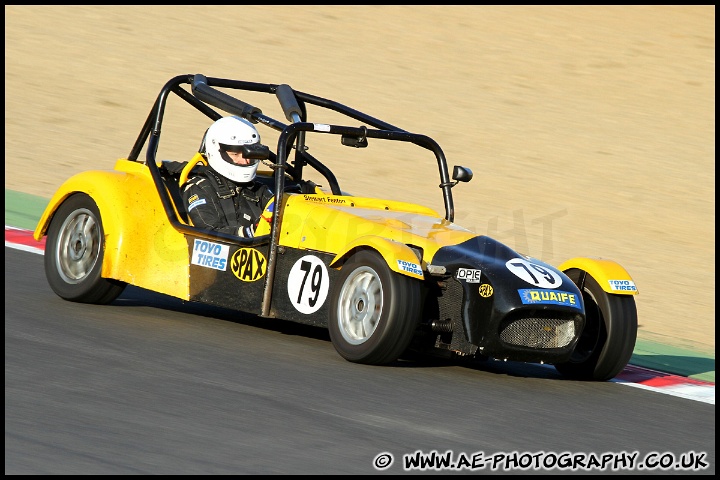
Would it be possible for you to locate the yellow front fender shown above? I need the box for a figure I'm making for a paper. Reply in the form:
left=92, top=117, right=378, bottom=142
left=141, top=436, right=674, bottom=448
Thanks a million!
left=558, top=257, right=638, bottom=295
left=329, top=235, right=424, bottom=280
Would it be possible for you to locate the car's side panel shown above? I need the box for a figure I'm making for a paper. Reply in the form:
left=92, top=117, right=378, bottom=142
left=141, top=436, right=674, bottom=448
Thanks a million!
left=268, top=248, right=339, bottom=327
left=558, top=257, right=639, bottom=295
left=34, top=160, right=190, bottom=299
left=184, top=238, right=341, bottom=327
left=188, top=238, right=268, bottom=315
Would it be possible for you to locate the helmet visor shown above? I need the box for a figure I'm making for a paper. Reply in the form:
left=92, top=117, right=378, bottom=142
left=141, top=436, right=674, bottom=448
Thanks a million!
left=220, top=142, right=270, bottom=160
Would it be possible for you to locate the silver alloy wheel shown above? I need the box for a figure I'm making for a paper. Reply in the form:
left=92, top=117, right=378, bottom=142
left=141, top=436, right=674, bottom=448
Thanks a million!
left=336, top=265, right=383, bottom=345
left=55, top=208, right=101, bottom=284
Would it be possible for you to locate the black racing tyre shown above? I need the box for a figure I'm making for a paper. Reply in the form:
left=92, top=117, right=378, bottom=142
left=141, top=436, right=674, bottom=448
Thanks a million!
left=44, top=193, right=126, bottom=304
left=555, top=271, right=637, bottom=381
left=328, top=249, right=421, bottom=365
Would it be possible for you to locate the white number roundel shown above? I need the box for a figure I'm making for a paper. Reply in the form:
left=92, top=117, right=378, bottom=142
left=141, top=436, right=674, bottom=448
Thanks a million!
left=505, top=258, right=562, bottom=289
left=287, top=255, right=329, bottom=314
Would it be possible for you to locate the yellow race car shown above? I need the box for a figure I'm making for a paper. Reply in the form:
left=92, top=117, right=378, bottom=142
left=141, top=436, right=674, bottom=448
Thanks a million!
left=34, top=74, right=639, bottom=380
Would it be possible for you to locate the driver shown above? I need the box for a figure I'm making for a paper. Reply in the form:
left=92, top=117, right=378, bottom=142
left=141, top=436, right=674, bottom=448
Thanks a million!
left=182, top=115, right=275, bottom=237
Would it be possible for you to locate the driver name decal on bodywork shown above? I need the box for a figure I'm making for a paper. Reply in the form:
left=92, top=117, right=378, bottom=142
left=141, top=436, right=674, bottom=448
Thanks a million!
left=506, top=258, right=562, bottom=289
left=456, top=268, right=482, bottom=283
left=608, top=279, right=637, bottom=292
left=302, top=195, right=348, bottom=205
left=287, top=255, right=330, bottom=314
left=192, top=239, right=229, bottom=271
left=518, top=289, right=581, bottom=309
left=230, top=248, right=267, bottom=282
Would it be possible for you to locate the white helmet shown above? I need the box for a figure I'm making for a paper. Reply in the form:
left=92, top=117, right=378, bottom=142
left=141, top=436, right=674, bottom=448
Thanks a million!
left=204, top=116, right=264, bottom=183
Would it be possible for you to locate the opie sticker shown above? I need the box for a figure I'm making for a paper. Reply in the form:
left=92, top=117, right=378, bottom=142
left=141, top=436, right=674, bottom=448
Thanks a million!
left=287, top=255, right=329, bottom=314
left=608, top=279, right=637, bottom=292
left=457, top=268, right=482, bottom=283
left=518, top=289, right=581, bottom=310
left=506, top=258, right=562, bottom=289
left=192, top=239, right=229, bottom=271
left=230, top=248, right=267, bottom=282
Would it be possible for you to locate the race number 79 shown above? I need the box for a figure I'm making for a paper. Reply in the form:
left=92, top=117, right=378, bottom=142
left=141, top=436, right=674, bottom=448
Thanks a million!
left=297, top=260, right=322, bottom=306
left=505, top=257, right=562, bottom=289
left=287, top=255, right=330, bottom=314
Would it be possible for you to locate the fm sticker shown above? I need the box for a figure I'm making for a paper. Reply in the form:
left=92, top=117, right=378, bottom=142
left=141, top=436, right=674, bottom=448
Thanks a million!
left=230, top=248, right=267, bottom=282
left=506, top=258, right=562, bottom=289
left=518, top=289, right=581, bottom=310
left=457, top=268, right=482, bottom=283
left=479, top=284, right=494, bottom=297
left=608, top=279, right=637, bottom=292
left=192, top=239, right=229, bottom=271
left=287, top=255, right=330, bottom=314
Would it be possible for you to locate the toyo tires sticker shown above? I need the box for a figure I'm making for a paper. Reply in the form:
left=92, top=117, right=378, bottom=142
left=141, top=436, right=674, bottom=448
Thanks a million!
left=287, top=255, right=330, bottom=314
left=506, top=258, right=562, bottom=289
left=608, top=279, right=637, bottom=292
left=192, top=239, right=229, bottom=271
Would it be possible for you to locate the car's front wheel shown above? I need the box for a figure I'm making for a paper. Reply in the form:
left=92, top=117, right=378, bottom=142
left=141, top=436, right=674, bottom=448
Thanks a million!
left=554, top=271, right=637, bottom=381
left=44, top=193, right=126, bottom=304
left=328, top=250, right=421, bottom=365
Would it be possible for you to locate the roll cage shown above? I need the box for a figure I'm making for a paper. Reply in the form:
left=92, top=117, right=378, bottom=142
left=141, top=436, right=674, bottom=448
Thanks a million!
left=129, top=74, right=470, bottom=315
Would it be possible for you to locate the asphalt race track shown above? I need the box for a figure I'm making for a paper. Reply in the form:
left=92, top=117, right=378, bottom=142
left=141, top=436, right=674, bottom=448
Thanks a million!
left=5, top=248, right=715, bottom=474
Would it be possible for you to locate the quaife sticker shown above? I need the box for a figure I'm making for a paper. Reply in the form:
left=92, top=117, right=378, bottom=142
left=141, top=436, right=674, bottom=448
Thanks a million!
left=608, top=279, right=637, bottom=292
left=457, top=268, right=482, bottom=283
left=191, top=239, right=229, bottom=271
left=518, top=289, right=582, bottom=310
left=230, top=248, right=267, bottom=282
left=506, top=258, right=562, bottom=288
left=287, top=255, right=330, bottom=314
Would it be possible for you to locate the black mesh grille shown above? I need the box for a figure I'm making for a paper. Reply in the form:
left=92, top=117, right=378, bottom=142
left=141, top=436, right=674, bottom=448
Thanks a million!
left=499, top=317, right=575, bottom=348
left=437, top=278, right=464, bottom=323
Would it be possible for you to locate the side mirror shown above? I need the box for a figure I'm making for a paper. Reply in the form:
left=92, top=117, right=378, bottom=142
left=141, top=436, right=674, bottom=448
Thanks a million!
left=452, top=166, right=473, bottom=183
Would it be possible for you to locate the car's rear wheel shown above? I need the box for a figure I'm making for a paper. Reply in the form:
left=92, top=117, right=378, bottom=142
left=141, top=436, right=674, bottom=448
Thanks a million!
left=328, top=250, right=421, bottom=365
left=44, top=193, right=126, bottom=304
left=555, top=271, right=637, bottom=381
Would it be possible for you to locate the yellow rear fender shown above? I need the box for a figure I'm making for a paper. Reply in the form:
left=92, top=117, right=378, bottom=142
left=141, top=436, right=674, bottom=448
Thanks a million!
left=33, top=160, right=189, bottom=298
left=558, top=257, right=639, bottom=295
left=329, top=235, right=424, bottom=280
left=33, top=169, right=134, bottom=242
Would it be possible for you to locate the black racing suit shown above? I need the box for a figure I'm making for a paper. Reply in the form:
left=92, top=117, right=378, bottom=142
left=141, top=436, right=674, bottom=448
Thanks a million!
left=181, top=167, right=274, bottom=237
